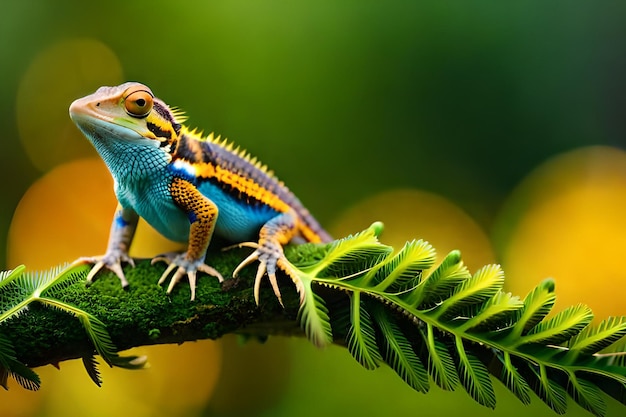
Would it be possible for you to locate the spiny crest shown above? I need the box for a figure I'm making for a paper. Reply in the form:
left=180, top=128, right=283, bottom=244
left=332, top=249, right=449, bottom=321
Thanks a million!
left=203, top=130, right=275, bottom=177
left=169, top=107, right=188, bottom=124
left=179, top=122, right=276, bottom=177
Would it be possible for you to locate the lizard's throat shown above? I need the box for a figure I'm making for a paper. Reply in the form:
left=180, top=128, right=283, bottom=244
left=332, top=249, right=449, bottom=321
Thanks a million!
left=86, top=130, right=169, bottom=183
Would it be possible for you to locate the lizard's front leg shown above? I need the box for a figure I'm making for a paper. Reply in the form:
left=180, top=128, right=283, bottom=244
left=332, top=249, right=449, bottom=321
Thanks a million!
left=154, top=177, right=224, bottom=300
left=78, top=203, right=139, bottom=287
left=232, top=211, right=301, bottom=306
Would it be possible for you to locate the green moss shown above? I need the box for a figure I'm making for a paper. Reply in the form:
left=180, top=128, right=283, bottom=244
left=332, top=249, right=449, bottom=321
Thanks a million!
left=2, top=243, right=330, bottom=369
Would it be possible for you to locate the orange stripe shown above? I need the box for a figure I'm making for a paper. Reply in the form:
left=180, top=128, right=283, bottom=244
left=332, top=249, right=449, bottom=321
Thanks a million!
left=299, top=224, right=324, bottom=243
left=193, top=161, right=292, bottom=213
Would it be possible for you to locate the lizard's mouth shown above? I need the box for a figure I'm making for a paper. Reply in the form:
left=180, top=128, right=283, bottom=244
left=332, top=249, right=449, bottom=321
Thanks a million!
left=70, top=108, right=157, bottom=148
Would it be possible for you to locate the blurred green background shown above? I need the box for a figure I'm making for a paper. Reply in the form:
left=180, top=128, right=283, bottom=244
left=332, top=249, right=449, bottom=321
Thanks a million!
left=3, top=1, right=626, bottom=416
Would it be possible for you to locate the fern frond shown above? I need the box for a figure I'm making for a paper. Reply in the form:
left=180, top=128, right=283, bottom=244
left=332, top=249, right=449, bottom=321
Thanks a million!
left=567, top=316, right=626, bottom=355
left=81, top=355, right=103, bottom=387
left=567, top=373, right=607, bottom=417
left=371, top=304, right=429, bottom=392
left=423, top=323, right=458, bottom=390
left=522, top=304, right=593, bottom=345
left=297, top=278, right=333, bottom=348
left=371, top=240, right=436, bottom=292
left=497, top=351, right=532, bottom=404
left=408, top=250, right=470, bottom=308
left=512, top=278, right=557, bottom=336
left=347, top=293, right=382, bottom=370
left=454, top=336, right=496, bottom=408
left=0, top=264, right=141, bottom=389
left=435, top=264, right=504, bottom=318
left=292, top=223, right=626, bottom=416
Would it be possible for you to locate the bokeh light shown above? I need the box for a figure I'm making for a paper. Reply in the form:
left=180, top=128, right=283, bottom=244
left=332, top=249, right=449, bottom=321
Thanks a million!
left=8, top=158, right=116, bottom=268
left=495, top=146, right=626, bottom=318
left=37, top=342, right=221, bottom=417
left=5, top=157, right=220, bottom=417
left=7, top=158, right=182, bottom=268
left=16, top=38, right=123, bottom=172
left=4, top=2, right=626, bottom=416
left=330, top=188, right=496, bottom=271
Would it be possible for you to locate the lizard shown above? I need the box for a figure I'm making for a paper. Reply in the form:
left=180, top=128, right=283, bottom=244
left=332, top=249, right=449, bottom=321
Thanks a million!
left=69, top=82, right=332, bottom=303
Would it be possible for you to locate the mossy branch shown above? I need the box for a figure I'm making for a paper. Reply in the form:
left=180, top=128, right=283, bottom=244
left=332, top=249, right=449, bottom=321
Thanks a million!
left=4, top=245, right=321, bottom=370
left=4, top=224, right=626, bottom=416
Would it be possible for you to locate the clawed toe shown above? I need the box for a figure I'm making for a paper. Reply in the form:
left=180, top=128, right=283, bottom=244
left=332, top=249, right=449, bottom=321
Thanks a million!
left=152, top=254, right=224, bottom=300
left=78, top=253, right=134, bottom=287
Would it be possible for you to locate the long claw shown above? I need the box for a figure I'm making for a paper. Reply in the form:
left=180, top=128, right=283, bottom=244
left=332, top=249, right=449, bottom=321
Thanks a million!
left=166, top=268, right=186, bottom=295
left=267, top=272, right=284, bottom=307
left=253, top=263, right=266, bottom=305
left=86, top=261, right=105, bottom=284
left=158, top=263, right=177, bottom=285
left=187, top=271, right=197, bottom=300
left=153, top=253, right=223, bottom=300
left=233, top=252, right=260, bottom=278
left=222, top=242, right=259, bottom=252
left=197, top=264, right=224, bottom=282
left=80, top=252, right=133, bottom=287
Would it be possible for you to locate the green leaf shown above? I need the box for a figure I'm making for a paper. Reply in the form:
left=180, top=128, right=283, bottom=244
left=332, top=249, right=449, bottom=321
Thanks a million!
left=298, top=283, right=333, bottom=348
left=567, top=316, right=626, bottom=355
left=309, top=223, right=392, bottom=279
left=523, top=304, right=593, bottom=345
left=459, top=291, right=524, bottom=332
left=0, top=332, right=40, bottom=391
left=410, top=250, right=470, bottom=308
left=347, top=293, right=382, bottom=370
left=371, top=240, right=435, bottom=292
left=371, top=305, right=429, bottom=393
left=293, top=224, right=626, bottom=415
left=0, top=264, right=146, bottom=389
left=529, top=364, right=568, bottom=415
left=454, top=336, right=496, bottom=408
left=567, top=373, right=607, bottom=417
left=435, top=264, right=504, bottom=318
left=82, top=355, right=102, bottom=387
left=1, top=362, right=40, bottom=391
left=498, top=352, right=532, bottom=404
left=0, top=265, right=26, bottom=286
left=423, top=323, right=459, bottom=391
left=512, top=278, right=556, bottom=337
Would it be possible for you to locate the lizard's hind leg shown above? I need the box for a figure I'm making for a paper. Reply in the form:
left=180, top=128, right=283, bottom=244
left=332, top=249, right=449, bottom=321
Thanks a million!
left=232, top=211, right=303, bottom=306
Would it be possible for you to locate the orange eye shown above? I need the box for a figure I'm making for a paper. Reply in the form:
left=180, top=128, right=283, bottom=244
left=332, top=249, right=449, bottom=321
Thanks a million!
left=124, top=90, right=154, bottom=118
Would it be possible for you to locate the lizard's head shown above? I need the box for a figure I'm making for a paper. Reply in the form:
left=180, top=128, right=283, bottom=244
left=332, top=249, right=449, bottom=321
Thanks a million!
left=69, top=82, right=184, bottom=149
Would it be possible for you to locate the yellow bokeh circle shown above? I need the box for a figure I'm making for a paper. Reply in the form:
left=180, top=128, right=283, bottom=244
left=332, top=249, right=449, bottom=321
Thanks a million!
left=40, top=341, right=222, bottom=417
left=16, top=38, right=123, bottom=172
left=330, top=188, right=495, bottom=271
left=7, top=158, right=182, bottom=268
left=7, top=157, right=221, bottom=415
left=495, top=146, right=626, bottom=318
left=8, top=158, right=116, bottom=268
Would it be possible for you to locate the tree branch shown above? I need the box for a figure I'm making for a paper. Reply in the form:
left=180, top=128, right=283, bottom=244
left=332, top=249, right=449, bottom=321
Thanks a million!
left=5, top=245, right=326, bottom=369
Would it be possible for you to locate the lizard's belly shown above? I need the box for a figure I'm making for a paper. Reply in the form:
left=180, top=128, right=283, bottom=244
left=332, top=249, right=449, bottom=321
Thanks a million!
left=198, top=181, right=279, bottom=242
left=117, top=185, right=190, bottom=243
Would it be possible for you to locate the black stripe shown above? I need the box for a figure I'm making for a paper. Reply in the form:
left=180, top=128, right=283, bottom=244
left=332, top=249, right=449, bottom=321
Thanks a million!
left=200, top=175, right=271, bottom=208
left=147, top=122, right=172, bottom=139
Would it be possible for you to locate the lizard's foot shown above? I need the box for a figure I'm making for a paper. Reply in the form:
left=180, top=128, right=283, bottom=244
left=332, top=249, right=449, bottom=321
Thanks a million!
left=74, top=251, right=135, bottom=287
left=152, top=253, right=224, bottom=301
left=231, top=240, right=303, bottom=307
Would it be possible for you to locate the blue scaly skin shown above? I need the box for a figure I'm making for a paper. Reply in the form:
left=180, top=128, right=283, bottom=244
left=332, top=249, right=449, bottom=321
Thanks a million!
left=69, top=82, right=331, bottom=302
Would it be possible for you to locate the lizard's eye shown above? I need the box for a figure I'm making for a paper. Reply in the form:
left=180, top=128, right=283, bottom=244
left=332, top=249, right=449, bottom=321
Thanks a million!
left=124, top=90, right=153, bottom=118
